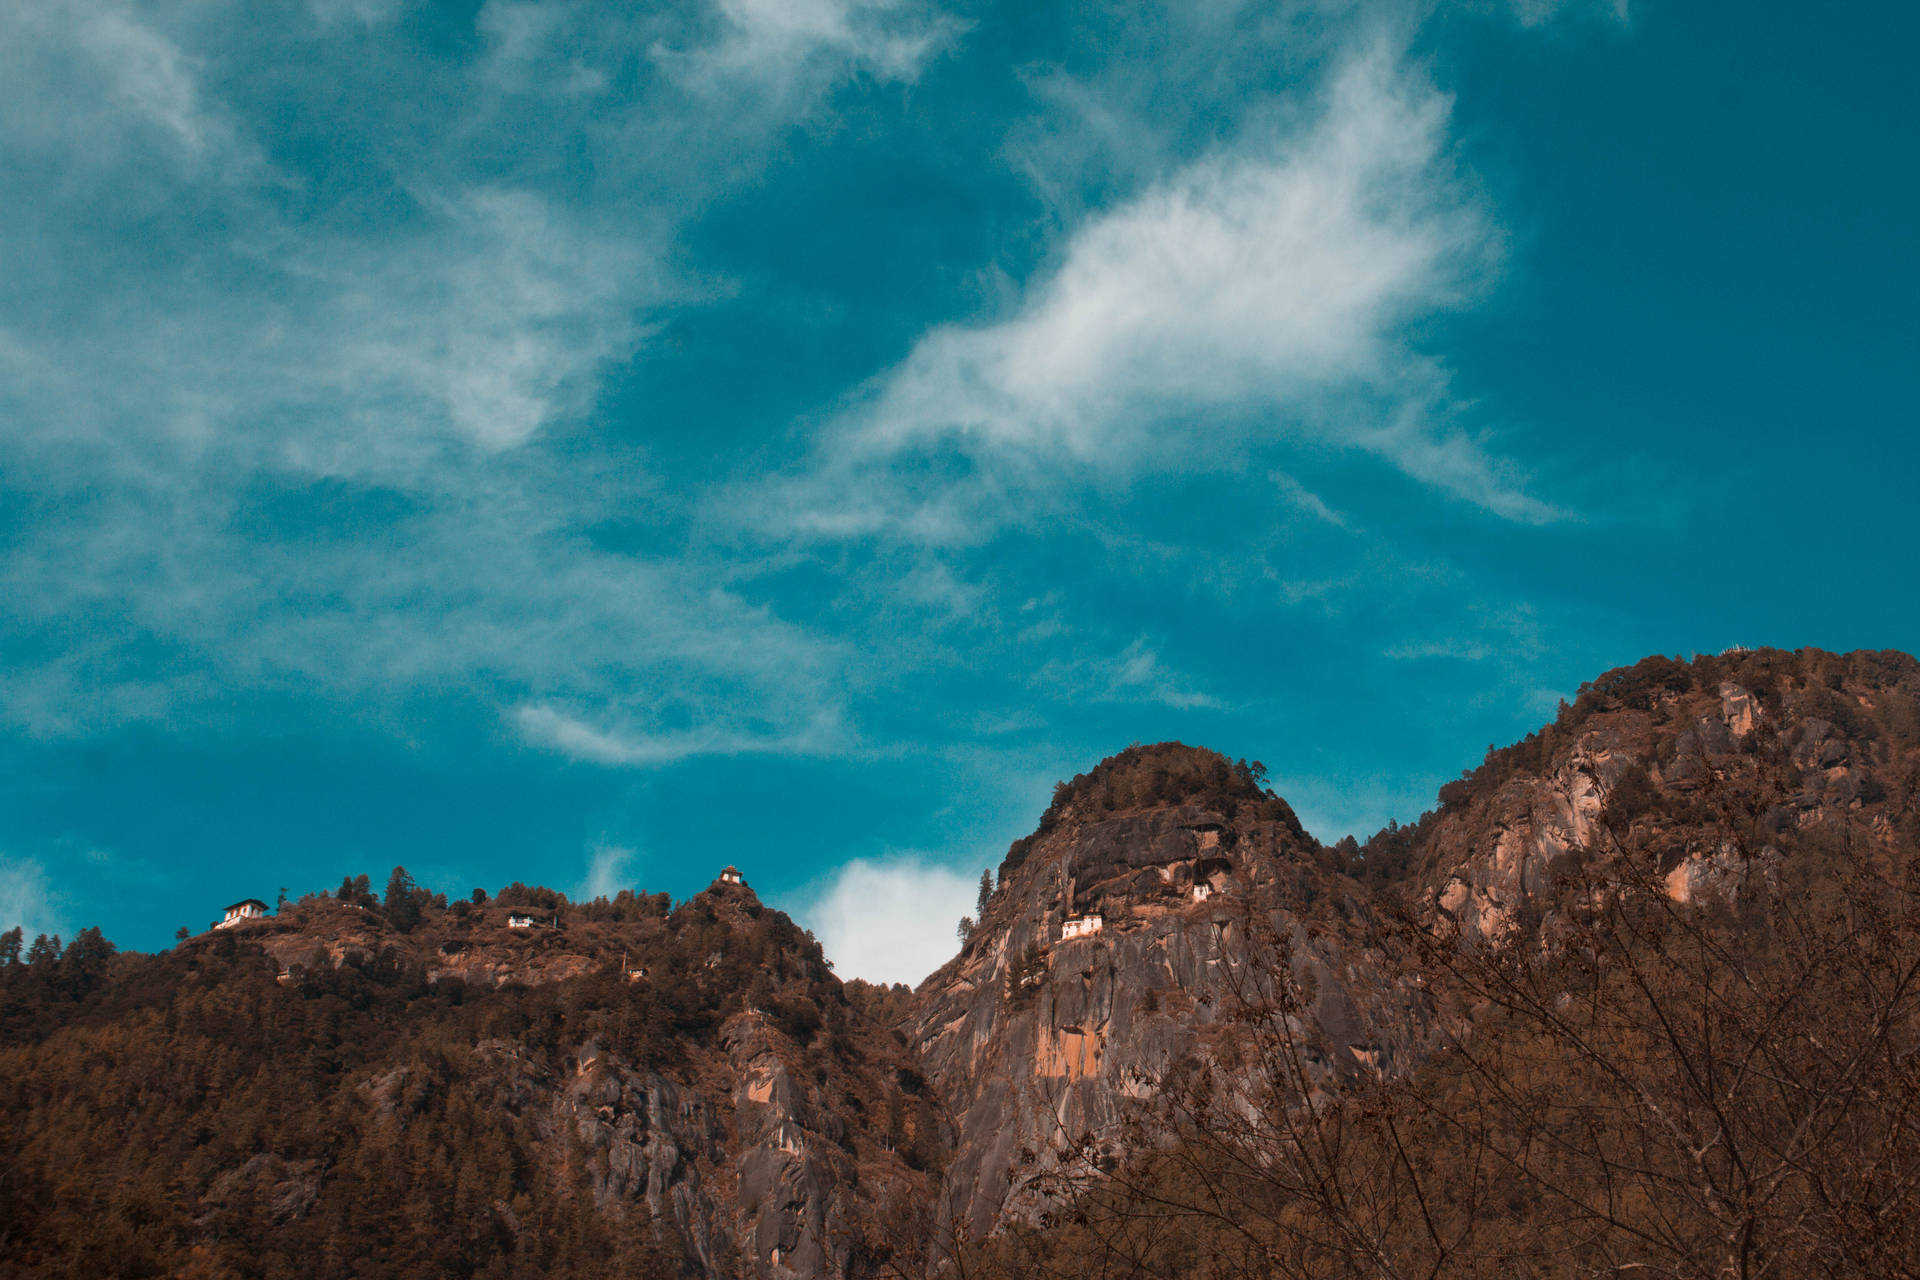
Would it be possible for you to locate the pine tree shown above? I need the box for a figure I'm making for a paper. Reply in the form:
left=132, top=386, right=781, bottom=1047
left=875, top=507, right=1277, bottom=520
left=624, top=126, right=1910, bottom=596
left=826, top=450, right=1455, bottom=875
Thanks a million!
left=883, top=1087, right=906, bottom=1152
left=385, top=867, right=423, bottom=932
left=0, top=925, right=21, bottom=965
left=976, top=869, right=993, bottom=918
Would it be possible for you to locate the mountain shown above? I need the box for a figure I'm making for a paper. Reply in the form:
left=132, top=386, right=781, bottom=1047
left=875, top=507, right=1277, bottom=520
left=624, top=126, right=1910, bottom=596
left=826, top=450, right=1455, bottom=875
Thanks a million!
left=922, top=646, right=1920, bottom=1276
left=0, top=873, right=937, bottom=1279
left=906, top=744, right=1435, bottom=1243
left=4, top=647, right=1918, bottom=1278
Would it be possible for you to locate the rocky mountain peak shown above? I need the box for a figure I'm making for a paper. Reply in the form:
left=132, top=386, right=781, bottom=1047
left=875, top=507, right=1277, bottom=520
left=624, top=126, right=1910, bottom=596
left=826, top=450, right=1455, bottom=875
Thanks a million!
left=993, top=741, right=1313, bottom=882
left=912, top=743, right=1420, bottom=1240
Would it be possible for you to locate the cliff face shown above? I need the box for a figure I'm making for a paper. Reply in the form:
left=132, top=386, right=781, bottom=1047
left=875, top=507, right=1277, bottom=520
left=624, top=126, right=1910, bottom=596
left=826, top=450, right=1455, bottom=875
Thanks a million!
left=906, top=649, right=1920, bottom=1249
left=1384, top=648, right=1920, bottom=945
left=907, top=752, right=1434, bottom=1240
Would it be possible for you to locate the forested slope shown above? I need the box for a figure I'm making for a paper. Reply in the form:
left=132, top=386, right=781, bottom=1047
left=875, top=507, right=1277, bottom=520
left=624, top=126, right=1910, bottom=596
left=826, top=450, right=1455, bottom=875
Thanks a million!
left=0, top=878, right=937, bottom=1280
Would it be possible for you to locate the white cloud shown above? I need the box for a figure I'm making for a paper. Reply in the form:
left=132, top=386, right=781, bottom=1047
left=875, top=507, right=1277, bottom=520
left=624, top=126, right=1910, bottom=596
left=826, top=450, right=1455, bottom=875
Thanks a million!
left=1271, top=470, right=1351, bottom=528
left=78, top=6, right=227, bottom=156
left=313, top=185, right=661, bottom=455
left=1037, top=638, right=1220, bottom=710
left=577, top=842, right=637, bottom=901
left=0, top=2, right=251, bottom=178
left=1503, top=0, right=1630, bottom=29
left=0, top=2, right=871, bottom=755
left=1383, top=601, right=1543, bottom=664
left=671, top=0, right=960, bottom=93
left=783, top=47, right=1558, bottom=530
left=307, top=0, right=403, bottom=28
left=514, top=703, right=846, bottom=766
left=0, top=856, right=64, bottom=941
left=792, top=855, right=977, bottom=986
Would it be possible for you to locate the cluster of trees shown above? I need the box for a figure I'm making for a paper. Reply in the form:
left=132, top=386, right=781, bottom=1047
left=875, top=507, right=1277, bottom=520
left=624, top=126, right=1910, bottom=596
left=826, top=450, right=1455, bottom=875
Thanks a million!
left=0, top=926, right=118, bottom=1042
left=957, top=870, right=995, bottom=943
left=1, top=932, right=711, bottom=1278
left=880, top=1066, right=947, bottom=1175
left=309, top=869, right=679, bottom=936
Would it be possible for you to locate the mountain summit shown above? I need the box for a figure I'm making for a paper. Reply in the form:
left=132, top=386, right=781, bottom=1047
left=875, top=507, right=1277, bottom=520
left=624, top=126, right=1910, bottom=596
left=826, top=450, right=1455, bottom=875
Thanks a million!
left=909, top=741, right=1426, bottom=1239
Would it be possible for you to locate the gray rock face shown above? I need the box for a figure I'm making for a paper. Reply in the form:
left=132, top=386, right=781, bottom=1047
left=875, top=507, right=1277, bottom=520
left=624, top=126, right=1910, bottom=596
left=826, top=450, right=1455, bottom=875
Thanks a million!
left=723, top=1012, right=870, bottom=1280
left=471, top=1038, right=732, bottom=1273
left=469, top=1016, right=892, bottom=1280
left=1425, top=733, right=1620, bottom=946
left=908, top=802, right=1430, bottom=1240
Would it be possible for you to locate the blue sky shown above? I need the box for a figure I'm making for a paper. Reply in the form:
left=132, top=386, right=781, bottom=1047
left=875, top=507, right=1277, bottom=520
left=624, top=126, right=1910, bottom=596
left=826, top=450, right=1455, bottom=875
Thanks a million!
left=2, top=0, right=1914, bottom=983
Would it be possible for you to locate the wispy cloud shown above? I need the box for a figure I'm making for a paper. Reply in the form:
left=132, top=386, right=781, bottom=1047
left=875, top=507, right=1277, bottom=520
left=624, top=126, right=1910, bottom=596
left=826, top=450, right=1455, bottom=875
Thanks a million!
left=1037, top=638, right=1221, bottom=711
left=1502, top=0, right=1631, bottom=29
left=577, top=842, right=637, bottom=901
left=78, top=5, right=232, bottom=158
left=0, top=856, right=64, bottom=940
left=309, top=185, right=662, bottom=456
left=0, top=0, right=878, bottom=757
left=1384, top=603, right=1545, bottom=665
left=1271, top=470, right=1352, bottom=529
left=778, top=47, right=1558, bottom=533
left=515, top=703, right=847, bottom=766
left=665, top=0, right=962, bottom=96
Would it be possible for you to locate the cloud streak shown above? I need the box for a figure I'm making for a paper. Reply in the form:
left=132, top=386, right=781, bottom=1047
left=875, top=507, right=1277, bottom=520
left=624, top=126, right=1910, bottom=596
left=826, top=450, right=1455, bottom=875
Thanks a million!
left=516, top=704, right=847, bottom=766
left=781, top=47, right=1560, bottom=537
left=0, top=856, right=64, bottom=941
left=0, top=0, right=893, bottom=757
left=688, top=0, right=960, bottom=88
left=577, top=843, right=638, bottom=902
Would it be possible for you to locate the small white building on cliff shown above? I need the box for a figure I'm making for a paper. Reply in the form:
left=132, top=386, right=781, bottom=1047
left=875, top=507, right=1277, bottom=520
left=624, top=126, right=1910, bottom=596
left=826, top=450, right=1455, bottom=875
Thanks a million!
left=215, top=899, right=269, bottom=930
left=1061, top=914, right=1103, bottom=941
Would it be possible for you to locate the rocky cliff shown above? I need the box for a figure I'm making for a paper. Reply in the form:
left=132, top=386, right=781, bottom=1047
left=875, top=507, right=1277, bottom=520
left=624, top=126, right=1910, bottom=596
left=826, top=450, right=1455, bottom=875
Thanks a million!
left=905, top=745, right=1435, bottom=1241
left=904, top=648, right=1920, bottom=1254
left=5, top=647, right=1918, bottom=1279
left=1375, top=647, right=1920, bottom=943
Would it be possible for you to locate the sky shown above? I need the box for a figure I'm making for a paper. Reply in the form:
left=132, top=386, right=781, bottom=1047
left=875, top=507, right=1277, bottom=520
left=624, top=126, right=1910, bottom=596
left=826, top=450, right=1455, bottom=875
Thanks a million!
left=1, top=0, right=1915, bottom=985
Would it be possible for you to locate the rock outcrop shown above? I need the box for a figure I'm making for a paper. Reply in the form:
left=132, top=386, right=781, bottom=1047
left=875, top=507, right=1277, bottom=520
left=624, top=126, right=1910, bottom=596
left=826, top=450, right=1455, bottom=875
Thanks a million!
left=907, top=751, right=1433, bottom=1240
left=1396, top=649, right=1920, bottom=945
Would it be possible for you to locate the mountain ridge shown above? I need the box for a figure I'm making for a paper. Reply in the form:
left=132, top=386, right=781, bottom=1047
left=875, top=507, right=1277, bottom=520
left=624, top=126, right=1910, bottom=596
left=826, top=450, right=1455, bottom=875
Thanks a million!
left=5, top=645, right=1918, bottom=1278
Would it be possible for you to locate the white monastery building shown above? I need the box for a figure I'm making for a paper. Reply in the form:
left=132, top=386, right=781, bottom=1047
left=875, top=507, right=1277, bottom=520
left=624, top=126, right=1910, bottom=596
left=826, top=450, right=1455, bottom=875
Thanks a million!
left=215, top=899, right=269, bottom=930
left=1060, top=914, right=1104, bottom=941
